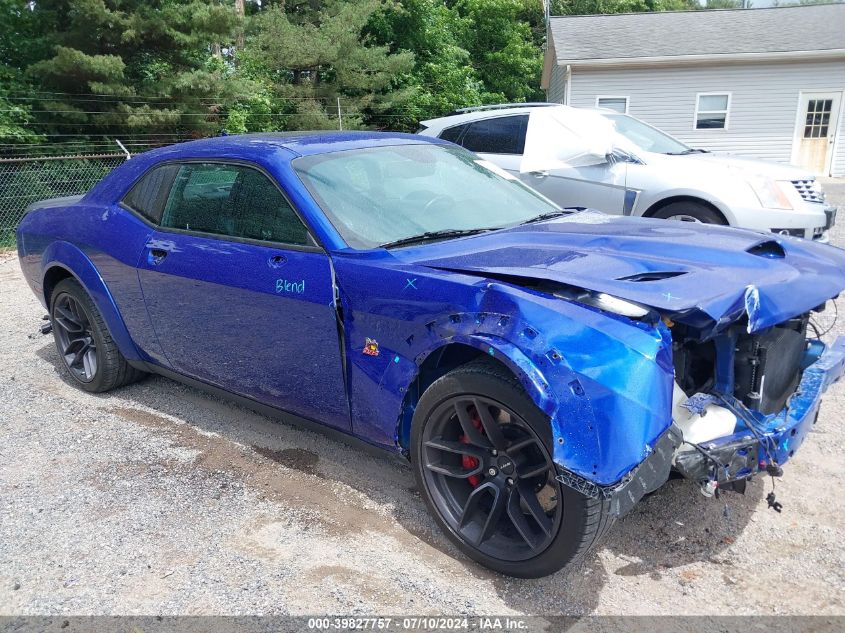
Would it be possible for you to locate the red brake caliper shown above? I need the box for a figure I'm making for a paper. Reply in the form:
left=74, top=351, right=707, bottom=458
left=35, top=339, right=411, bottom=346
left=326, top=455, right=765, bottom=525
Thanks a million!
left=459, top=410, right=484, bottom=487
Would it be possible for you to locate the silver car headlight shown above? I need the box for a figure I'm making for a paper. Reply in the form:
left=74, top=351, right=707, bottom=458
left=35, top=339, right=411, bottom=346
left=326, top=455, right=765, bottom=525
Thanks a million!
left=746, top=174, right=793, bottom=210
left=583, top=292, right=651, bottom=318
left=555, top=289, right=651, bottom=319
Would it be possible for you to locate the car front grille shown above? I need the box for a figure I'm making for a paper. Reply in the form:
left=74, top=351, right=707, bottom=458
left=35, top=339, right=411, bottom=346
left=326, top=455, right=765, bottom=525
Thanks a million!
left=791, top=179, right=824, bottom=204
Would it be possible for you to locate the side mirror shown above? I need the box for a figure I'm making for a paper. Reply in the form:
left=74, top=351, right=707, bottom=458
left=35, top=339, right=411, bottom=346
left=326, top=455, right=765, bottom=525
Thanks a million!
left=606, top=147, right=643, bottom=166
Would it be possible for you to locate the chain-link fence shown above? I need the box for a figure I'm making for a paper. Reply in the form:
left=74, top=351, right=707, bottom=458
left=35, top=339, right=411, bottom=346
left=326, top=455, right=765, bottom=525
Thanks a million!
left=0, top=153, right=128, bottom=247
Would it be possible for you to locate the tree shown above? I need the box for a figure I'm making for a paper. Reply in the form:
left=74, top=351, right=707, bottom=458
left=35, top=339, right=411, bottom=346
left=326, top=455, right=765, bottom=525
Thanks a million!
left=15, top=0, right=247, bottom=142
left=551, top=1, right=700, bottom=12
left=240, top=1, right=415, bottom=130
left=1, top=0, right=773, bottom=147
left=0, top=67, right=43, bottom=145
left=452, top=0, right=546, bottom=103
left=366, top=0, right=545, bottom=129
left=366, top=0, right=492, bottom=128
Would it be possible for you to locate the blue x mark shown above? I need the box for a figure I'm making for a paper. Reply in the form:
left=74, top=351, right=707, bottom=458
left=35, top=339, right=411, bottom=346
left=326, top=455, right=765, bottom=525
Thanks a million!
left=405, top=278, right=418, bottom=290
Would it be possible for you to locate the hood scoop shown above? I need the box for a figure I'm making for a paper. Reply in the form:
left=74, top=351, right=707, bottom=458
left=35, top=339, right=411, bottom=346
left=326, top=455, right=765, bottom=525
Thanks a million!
left=616, top=271, right=687, bottom=282
left=746, top=240, right=785, bottom=259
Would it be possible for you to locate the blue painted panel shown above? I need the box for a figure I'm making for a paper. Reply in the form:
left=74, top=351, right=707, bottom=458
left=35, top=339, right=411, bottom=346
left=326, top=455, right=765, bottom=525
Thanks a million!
left=137, top=230, right=350, bottom=431
left=400, top=211, right=845, bottom=338
left=333, top=254, right=674, bottom=485
left=707, top=337, right=845, bottom=474
left=15, top=132, right=845, bottom=490
left=17, top=203, right=155, bottom=362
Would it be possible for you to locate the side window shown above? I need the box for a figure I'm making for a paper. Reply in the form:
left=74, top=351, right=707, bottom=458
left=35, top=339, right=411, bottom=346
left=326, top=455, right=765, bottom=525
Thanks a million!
left=122, top=164, right=179, bottom=223
left=460, top=115, right=529, bottom=155
left=439, top=124, right=467, bottom=144
left=160, top=163, right=310, bottom=245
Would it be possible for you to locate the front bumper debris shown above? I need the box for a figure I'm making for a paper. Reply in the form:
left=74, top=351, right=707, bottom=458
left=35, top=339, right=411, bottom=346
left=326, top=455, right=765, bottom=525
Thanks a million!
left=674, top=336, right=845, bottom=485
left=557, top=337, right=845, bottom=516
left=556, top=425, right=683, bottom=518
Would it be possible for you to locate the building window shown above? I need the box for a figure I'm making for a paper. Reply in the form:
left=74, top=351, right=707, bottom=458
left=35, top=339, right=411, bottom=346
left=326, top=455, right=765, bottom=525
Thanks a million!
left=695, top=93, right=730, bottom=129
left=804, top=99, right=833, bottom=138
left=596, top=96, right=629, bottom=113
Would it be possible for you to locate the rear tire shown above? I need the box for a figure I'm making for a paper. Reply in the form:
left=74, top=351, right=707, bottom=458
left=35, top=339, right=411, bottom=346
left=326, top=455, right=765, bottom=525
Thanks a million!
left=411, top=359, right=613, bottom=578
left=651, top=201, right=726, bottom=225
left=49, top=278, right=146, bottom=393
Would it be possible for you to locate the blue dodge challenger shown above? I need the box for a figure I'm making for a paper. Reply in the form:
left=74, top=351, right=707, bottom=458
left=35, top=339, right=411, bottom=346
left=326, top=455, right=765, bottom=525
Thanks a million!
left=16, top=132, right=845, bottom=577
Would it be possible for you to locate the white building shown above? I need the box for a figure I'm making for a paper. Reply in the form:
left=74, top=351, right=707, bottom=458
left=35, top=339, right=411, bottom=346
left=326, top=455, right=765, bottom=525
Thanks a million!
left=542, top=3, right=845, bottom=176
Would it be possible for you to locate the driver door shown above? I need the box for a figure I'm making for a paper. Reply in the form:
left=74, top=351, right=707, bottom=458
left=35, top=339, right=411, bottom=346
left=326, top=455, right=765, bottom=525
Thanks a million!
left=136, top=161, right=350, bottom=431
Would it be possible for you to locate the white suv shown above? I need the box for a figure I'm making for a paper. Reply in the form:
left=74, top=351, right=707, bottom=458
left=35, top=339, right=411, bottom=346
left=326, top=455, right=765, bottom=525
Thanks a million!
left=418, top=104, right=835, bottom=241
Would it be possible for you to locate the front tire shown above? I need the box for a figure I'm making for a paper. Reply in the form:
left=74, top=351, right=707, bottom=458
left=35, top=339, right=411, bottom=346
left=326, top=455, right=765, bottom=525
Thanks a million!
left=411, top=360, right=613, bottom=578
left=651, top=201, right=727, bottom=225
left=50, top=278, right=145, bottom=393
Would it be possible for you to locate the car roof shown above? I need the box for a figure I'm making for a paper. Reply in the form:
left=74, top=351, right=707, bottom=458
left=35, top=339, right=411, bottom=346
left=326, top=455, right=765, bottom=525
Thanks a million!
left=420, top=104, right=615, bottom=129
left=83, top=131, right=453, bottom=208
left=140, top=131, right=449, bottom=160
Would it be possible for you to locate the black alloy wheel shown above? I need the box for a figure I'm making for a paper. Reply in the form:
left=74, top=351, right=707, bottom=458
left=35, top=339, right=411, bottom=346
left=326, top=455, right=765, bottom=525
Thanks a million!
left=411, top=360, right=614, bottom=578
left=420, top=394, right=563, bottom=562
left=52, top=292, right=98, bottom=382
left=49, top=278, right=146, bottom=393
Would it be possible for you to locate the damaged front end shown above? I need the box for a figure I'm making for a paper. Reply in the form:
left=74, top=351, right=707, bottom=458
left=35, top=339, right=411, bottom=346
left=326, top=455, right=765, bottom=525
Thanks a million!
left=549, top=306, right=845, bottom=519
left=405, top=217, right=845, bottom=516
left=667, top=310, right=845, bottom=498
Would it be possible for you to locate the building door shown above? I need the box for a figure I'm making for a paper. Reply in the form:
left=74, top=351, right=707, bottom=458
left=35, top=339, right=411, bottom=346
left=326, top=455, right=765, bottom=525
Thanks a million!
left=793, top=92, right=841, bottom=175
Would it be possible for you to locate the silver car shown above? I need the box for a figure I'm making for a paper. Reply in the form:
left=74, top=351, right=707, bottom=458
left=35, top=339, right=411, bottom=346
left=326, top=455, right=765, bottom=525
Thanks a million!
left=418, top=104, right=836, bottom=241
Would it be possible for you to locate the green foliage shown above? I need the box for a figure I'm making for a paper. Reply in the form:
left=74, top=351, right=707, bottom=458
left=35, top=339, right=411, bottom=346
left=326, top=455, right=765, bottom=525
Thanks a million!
left=9, top=0, right=246, bottom=141
left=0, top=155, right=125, bottom=244
left=453, top=0, right=545, bottom=102
left=0, top=66, right=44, bottom=144
left=551, top=0, right=700, bottom=12
left=1, top=0, right=767, bottom=147
left=365, top=0, right=544, bottom=129
left=240, top=1, right=415, bottom=131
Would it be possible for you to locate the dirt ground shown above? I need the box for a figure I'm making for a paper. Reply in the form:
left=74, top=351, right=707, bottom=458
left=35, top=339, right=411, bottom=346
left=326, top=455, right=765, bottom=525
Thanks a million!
left=1, top=183, right=844, bottom=616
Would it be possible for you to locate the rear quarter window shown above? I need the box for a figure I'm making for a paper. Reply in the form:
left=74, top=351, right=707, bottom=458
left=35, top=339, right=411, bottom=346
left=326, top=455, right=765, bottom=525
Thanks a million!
left=439, top=124, right=467, bottom=144
left=122, top=164, right=180, bottom=224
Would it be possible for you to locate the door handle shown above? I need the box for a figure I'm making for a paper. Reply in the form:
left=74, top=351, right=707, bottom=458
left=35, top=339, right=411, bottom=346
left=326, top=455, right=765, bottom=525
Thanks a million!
left=530, top=170, right=549, bottom=179
left=148, top=248, right=168, bottom=265
left=268, top=254, right=287, bottom=268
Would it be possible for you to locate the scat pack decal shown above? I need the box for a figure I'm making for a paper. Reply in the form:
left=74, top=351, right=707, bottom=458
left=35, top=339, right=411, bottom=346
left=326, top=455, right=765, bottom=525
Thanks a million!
left=363, top=338, right=380, bottom=357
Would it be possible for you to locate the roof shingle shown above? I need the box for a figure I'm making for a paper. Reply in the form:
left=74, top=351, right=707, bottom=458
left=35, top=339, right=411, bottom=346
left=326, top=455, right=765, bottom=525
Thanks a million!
left=549, top=4, right=845, bottom=65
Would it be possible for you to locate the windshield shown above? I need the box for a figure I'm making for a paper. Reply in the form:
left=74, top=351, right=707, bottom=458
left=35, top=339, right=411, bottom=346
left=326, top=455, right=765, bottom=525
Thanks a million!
left=293, top=144, right=561, bottom=249
left=602, top=113, right=690, bottom=154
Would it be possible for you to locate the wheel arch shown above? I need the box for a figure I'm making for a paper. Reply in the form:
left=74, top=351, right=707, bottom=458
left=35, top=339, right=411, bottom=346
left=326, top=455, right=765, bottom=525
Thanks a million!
left=394, top=338, right=555, bottom=455
left=41, top=242, right=143, bottom=361
left=641, top=195, right=732, bottom=224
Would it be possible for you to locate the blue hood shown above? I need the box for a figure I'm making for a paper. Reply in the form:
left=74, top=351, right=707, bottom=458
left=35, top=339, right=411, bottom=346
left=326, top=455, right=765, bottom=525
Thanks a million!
left=399, top=212, right=845, bottom=336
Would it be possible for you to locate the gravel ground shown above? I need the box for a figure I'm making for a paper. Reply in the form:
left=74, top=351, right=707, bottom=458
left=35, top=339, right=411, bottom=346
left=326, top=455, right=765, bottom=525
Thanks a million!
left=1, top=182, right=845, bottom=616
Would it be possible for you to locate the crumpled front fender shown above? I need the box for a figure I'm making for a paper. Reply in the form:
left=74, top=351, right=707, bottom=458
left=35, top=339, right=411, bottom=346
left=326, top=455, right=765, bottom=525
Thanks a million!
left=489, top=292, right=675, bottom=486
left=388, top=281, right=676, bottom=486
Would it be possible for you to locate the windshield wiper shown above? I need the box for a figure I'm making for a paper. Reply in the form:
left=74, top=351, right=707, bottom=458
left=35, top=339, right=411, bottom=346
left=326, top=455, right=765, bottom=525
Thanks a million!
left=665, top=148, right=709, bottom=155
left=519, top=208, right=577, bottom=225
left=379, top=228, right=494, bottom=249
